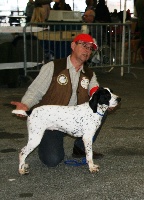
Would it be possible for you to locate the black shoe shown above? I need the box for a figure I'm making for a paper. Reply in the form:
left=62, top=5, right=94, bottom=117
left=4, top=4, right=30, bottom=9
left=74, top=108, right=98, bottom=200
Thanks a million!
left=72, top=145, right=104, bottom=159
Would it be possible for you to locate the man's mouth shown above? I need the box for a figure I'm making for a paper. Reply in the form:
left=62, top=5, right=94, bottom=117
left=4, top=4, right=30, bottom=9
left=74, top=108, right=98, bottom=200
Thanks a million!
left=82, top=53, right=89, bottom=58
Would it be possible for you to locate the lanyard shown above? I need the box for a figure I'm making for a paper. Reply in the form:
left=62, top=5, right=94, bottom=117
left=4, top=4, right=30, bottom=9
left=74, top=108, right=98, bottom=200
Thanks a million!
left=64, top=157, right=87, bottom=166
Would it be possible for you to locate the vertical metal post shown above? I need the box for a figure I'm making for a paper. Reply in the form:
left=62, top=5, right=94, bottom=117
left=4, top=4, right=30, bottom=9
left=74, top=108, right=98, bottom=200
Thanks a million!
left=121, top=0, right=127, bottom=76
left=23, top=25, right=27, bottom=77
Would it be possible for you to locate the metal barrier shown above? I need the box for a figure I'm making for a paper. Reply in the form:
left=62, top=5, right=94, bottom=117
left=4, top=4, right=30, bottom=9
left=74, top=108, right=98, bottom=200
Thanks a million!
left=23, top=22, right=131, bottom=76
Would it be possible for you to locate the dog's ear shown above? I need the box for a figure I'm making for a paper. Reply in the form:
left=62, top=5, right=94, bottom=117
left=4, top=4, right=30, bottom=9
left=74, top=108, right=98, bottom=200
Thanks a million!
left=89, top=87, right=111, bottom=112
left=89, top=88, right=101, bottom=113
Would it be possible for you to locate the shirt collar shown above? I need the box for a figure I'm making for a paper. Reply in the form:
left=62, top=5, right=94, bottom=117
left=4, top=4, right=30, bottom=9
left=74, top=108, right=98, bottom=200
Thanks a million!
left=67, top=55, right=85, bottom=73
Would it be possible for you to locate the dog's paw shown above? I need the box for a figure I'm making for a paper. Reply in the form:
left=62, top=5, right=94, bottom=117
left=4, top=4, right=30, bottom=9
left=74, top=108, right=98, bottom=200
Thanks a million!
left=89, top=164, right=99, bottom=173
left=19, top=164, right=29, bottom=175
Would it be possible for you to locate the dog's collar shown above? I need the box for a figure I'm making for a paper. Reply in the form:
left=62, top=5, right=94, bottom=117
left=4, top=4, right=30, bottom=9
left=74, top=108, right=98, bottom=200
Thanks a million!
left=96, top=112, right=104, bottom=117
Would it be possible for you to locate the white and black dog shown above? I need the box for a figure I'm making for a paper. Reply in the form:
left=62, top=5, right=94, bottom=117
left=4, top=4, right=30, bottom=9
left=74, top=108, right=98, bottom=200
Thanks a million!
left=12, top=87, right=121, bottom=175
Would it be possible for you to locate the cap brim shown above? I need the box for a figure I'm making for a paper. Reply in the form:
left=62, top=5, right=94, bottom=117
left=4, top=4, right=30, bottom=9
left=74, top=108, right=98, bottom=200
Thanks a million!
left=91, top=42, right=98, bottom=50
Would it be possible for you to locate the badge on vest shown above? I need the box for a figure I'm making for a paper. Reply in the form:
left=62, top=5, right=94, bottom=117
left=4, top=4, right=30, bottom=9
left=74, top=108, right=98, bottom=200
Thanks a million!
left=81, top=77, right=89, bottom=89
left=57, top=74, right=68, bottom=85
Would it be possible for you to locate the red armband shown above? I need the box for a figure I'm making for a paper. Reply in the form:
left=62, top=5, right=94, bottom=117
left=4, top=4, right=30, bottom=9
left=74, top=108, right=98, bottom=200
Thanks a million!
left=90, top=86, right=99, bottom=97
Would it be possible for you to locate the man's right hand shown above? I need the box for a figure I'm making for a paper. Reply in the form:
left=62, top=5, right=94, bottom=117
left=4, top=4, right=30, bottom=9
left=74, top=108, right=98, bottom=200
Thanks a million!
left=11, top=101, right=29, bottom=117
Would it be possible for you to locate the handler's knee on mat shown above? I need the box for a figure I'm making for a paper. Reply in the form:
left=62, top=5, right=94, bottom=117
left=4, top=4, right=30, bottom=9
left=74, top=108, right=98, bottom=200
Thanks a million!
left=38, top=130, right=65, bottom=167
left=38, top=148, right=64, bottom=167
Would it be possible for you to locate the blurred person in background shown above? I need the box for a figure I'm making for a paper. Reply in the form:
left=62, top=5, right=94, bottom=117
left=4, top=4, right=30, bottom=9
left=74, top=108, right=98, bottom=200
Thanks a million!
left=135, top=0, right=144, bottom=46
left=85, top=0, right=96, bottom=11
left=110, top=9, right=121, bottom=23
left=34, top=0, right=59, bottom=21
left=95, top=0, right=111, bottom=23
left=53, top=0, right=71, bottom=11
left=94, top=0, right=111, bottom=46
left=41, top=0, right=52, bottom=20
left=25, top=0, right=35, bottom=23
left=31, top=5, right=45, bottom=23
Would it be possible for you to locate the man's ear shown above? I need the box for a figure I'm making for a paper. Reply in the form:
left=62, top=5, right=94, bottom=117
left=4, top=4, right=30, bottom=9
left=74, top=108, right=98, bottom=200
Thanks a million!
left=71, top=42, right=76, bottom=51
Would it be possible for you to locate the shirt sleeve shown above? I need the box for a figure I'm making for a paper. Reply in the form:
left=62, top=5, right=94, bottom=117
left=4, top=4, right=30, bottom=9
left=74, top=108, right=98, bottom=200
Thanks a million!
left=88, top=72, right=99, bottom=95
left=21, top=61, right=54, bottom=109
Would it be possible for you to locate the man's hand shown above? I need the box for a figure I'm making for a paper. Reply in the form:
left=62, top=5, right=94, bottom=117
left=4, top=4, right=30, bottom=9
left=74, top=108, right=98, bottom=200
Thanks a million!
left=11, top=101, right=29, bottom=117
left=108, top=107, right=115, bottom=112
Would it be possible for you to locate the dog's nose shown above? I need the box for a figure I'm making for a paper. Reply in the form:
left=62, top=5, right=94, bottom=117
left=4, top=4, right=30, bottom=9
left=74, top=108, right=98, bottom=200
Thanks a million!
left=117, top=97, right=121, bottom=103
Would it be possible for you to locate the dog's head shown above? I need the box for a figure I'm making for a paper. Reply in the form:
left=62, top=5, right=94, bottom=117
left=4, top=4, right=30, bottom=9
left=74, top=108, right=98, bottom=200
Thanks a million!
left=89, top=87, right=121, bottom=113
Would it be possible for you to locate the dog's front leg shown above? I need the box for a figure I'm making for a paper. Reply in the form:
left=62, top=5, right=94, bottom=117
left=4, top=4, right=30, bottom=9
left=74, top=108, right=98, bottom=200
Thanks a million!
left=82, top=134, right=99, bottom=173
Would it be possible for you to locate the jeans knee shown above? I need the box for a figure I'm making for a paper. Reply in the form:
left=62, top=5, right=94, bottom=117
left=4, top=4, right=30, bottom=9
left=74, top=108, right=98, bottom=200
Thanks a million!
left=46, top=155, right=64, bottom=167
left=38, top=148, right=65, bottom=167
left=38, top=130, right=65, bottom=167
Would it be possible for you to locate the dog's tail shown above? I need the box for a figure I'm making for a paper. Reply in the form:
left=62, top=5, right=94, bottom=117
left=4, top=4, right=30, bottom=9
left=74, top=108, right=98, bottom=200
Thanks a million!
left=12, top=110, right=32, bottom=116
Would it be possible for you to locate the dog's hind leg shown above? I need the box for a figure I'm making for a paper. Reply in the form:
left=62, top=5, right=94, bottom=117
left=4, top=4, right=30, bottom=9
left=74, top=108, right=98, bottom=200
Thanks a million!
left=82, top=134, right=99, bottom=173
left=19, top=129, right=45, bottom=175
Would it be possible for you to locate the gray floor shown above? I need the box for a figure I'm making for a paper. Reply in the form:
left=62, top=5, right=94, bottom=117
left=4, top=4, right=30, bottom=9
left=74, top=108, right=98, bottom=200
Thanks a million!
left=0, top=63, right=144, bottom=200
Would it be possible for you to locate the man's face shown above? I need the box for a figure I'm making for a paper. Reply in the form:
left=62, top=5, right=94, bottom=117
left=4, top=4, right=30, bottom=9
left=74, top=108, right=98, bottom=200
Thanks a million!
left=83, top=11, right=95, bottom=23
left=71, top=40, right=93, bottom=63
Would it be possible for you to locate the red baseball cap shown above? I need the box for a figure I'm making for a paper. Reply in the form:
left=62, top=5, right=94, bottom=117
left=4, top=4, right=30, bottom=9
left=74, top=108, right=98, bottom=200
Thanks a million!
left=73, top=33, right=98, bottom=50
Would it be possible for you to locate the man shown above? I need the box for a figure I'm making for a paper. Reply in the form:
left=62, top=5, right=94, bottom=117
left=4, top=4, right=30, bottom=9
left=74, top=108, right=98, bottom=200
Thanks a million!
left=83, top=9, right=96, bottom=24
left=11, top=34, right=105, bottom=167
left=81, top=10, right=95, bottom=35
left=53, top=0, right=72, bottom=11
left=95, top=0, right=111, bottom=23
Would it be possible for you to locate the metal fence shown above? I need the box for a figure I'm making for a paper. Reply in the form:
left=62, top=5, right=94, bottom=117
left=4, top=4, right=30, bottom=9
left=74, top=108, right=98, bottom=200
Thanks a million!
left=23, top=22, right=131, bottom=76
